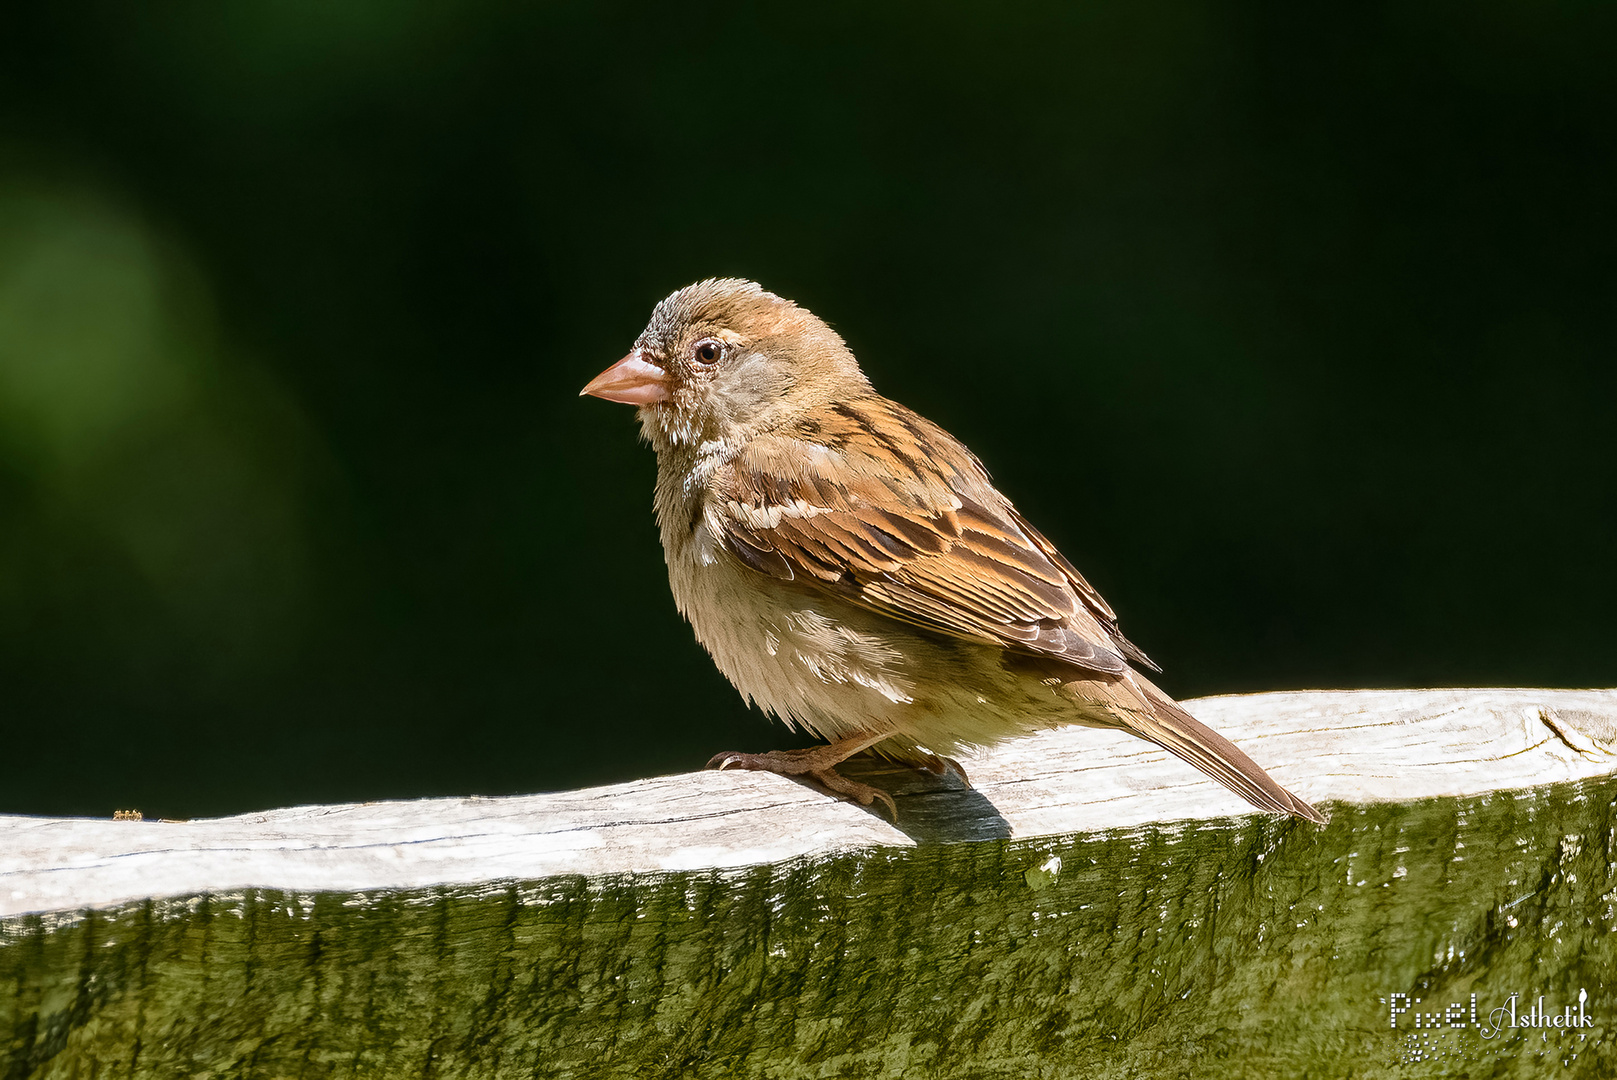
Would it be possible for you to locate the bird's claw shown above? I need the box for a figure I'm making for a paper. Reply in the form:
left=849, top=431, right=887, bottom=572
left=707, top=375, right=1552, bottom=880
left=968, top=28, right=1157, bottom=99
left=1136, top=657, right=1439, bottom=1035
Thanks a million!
left=915, top=753, right=972, bottom=788
left=705, top=749, right=899, bottom=821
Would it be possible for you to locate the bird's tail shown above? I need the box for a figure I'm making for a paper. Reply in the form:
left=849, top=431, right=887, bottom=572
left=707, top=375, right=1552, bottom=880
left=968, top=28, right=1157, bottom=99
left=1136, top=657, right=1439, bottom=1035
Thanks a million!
left=1128, top=676, right=1327, bottom=824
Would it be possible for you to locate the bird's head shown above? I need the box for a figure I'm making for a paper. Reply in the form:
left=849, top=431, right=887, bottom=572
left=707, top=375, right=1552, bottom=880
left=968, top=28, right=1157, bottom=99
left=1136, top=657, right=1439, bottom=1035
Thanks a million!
left=581, top=278, right=868, bottom=450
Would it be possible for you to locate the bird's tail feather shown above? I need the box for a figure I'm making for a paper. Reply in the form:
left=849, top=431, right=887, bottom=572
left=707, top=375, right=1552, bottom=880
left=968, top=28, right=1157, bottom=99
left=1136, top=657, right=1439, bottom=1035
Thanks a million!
left=1130, top=679, right=1327, bottom=824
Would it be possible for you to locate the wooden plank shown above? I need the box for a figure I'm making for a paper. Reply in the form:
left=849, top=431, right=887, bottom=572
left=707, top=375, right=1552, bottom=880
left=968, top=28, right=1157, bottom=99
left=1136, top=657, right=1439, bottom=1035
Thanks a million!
left=2, top=689, right=1615, bottom=1079
left=3, top=689, right=1614, bottom=918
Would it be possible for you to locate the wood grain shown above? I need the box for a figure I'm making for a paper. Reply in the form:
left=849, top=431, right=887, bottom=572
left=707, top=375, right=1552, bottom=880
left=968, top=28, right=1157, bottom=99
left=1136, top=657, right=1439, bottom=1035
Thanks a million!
left=3, top=688, right=1613, bottom=919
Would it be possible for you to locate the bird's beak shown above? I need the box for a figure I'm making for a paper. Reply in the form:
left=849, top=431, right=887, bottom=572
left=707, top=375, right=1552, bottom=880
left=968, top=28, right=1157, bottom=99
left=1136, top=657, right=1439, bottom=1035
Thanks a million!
left=580, top=350, right=670, bottom=405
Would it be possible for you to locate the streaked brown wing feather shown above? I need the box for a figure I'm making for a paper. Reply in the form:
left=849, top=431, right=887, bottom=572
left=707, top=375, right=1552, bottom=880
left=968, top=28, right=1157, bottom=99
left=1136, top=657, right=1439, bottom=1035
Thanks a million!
left=1010, top=506, right=1161, bottom=672
left=714, top=395, right=1144, bottom=676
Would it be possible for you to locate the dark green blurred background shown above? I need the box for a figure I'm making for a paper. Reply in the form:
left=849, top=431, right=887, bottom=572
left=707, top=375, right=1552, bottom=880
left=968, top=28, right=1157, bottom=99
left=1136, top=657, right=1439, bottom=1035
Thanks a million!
left=1, top=3, right=1612, bottom=819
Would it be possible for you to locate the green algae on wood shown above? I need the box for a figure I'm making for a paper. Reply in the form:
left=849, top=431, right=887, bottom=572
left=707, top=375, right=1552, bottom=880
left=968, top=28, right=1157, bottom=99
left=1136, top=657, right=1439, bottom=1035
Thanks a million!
left=4, top=775, right=1614, bottom=1079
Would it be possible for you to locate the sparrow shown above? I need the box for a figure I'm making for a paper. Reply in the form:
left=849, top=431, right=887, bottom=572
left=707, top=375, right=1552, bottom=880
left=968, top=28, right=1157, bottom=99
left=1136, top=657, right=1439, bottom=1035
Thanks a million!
left=582, top=279, right=1324, bottom=824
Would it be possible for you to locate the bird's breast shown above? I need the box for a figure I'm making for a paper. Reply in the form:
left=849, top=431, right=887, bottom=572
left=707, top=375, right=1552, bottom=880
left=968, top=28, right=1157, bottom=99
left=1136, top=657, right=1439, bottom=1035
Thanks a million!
left=650, top=458, right=1073, bottom=751
left=664, top=525, right=921, bottom=733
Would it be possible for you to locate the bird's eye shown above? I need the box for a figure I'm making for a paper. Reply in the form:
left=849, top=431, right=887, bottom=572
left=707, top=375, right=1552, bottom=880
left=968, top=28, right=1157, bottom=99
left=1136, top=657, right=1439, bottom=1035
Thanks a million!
left=694, top=340, right=722, bottom=365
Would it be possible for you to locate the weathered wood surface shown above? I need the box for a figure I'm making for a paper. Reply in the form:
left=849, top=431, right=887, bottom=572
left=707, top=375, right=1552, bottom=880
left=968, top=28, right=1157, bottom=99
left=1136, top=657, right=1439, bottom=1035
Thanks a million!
left=5, top=688, right=1617, bottom=918
left=3, top=688, right=1616, bottom=1078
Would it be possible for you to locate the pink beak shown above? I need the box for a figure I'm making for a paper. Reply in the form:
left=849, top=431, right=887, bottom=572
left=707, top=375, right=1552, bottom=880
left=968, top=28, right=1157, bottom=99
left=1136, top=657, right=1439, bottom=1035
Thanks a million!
left=580, top=350, right=670, bottom=405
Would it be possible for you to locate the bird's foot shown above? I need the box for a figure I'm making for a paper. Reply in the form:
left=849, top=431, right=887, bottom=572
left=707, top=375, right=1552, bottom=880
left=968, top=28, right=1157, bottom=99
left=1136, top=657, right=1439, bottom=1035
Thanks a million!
left=913, top=753, right=972, bottom=788
left=707, top=747, right=899, bottom=821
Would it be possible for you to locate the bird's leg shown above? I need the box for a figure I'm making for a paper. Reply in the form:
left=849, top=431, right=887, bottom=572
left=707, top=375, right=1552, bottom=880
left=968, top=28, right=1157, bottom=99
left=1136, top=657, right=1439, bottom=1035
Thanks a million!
left=707, top=731, right=899, bottom=820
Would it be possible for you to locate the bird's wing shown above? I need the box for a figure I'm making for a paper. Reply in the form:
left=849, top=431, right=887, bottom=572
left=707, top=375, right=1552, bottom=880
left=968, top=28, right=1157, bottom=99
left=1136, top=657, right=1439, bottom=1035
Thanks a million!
left=712, top=395, right=1157, bottom=675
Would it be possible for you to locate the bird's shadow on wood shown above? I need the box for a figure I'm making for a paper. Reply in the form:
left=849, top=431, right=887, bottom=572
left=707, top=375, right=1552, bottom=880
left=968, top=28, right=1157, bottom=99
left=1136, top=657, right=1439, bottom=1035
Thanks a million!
left=832, top=754, right=1013, bottom=843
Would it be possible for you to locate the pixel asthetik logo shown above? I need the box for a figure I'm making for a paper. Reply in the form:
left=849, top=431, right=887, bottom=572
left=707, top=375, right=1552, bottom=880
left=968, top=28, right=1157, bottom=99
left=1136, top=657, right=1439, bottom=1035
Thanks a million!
left=1386, top=989, right=1598, bottom=1066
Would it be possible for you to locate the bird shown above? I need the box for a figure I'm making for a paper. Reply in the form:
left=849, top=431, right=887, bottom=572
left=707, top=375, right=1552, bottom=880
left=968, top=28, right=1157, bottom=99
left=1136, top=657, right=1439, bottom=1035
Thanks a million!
left=581, top=278, right=1324, bottom=824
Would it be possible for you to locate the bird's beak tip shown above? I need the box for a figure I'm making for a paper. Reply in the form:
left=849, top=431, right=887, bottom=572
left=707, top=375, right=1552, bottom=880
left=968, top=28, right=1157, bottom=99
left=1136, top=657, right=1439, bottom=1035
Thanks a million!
left=580, top=350, right=671, bottom=405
